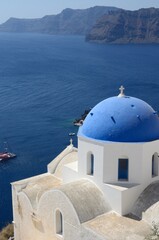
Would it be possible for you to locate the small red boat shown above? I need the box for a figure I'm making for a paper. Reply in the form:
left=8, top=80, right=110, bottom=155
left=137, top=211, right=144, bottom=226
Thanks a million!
left=0, top=142, right=16, bottom=161
left=0, top=152, right=16, bottom=161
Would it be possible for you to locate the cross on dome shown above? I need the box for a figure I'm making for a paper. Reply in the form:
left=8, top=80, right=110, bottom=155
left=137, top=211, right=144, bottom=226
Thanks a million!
left=118, top=85, right=125, bottom=97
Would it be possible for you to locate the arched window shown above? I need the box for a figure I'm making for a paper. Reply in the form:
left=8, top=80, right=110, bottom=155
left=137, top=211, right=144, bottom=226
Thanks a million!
left=118, top=158, right=129, bottom=181
left=87, top=152, right=94, bottom=175
left=55, top=210, right=63, bottom=236
left=152, top=153, right=159, bottom=177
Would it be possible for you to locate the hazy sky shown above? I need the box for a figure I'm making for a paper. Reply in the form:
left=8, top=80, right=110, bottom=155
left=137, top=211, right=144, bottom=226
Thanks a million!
left=0, top=0, right=159, bottom=24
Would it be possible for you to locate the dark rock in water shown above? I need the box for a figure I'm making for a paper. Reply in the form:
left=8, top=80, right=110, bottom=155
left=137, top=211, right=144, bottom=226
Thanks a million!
left=0, top=6, right=120, bottom=35
left=86, top=8, right=159, bottom=44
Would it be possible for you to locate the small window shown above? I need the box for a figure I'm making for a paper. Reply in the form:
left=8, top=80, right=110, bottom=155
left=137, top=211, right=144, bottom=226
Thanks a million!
left=56, top=210, right=63, bottom=236
left=152, top=153, right=159, bottom=177
left=87, top=153, right=94, bottom=175
left=118, top=158, right=128, bottom=181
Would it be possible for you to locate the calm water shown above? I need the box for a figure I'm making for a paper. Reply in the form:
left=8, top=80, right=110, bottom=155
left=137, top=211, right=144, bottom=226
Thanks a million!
left=0, top=33, right=159, bottom=228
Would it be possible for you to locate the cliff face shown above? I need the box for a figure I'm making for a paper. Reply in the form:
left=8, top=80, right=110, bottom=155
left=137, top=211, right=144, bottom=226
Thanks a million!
left=86, top=8, right=159, bottom=43
left=0, top=6, right=119, bottom=35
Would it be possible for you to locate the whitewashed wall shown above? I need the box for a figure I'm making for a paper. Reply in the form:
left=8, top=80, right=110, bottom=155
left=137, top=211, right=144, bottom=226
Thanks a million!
left=77, top=137, right=159, bottom=215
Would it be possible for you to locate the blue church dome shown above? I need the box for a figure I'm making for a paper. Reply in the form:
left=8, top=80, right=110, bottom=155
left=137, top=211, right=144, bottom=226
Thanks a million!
left=78, top=87, right=159, bottom=142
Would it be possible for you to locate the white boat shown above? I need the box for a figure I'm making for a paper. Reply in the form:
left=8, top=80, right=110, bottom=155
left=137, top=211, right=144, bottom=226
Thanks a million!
left=69, top=133, right=75, bottom=136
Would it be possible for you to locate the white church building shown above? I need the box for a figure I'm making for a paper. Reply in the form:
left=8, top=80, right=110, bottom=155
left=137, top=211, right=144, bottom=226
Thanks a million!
left=12, top=87, right=159, bottom=240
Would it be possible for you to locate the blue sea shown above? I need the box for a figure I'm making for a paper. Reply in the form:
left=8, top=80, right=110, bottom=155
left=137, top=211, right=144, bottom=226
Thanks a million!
left=0, top=33, right=159, bottom=229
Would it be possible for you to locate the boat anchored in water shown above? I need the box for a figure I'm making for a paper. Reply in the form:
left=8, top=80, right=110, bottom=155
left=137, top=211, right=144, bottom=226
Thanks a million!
left=73, top=108, right=91, bottom=126
left=0, top=152, right=16, bottom=161
left=0, top=142, right=16, bottom=161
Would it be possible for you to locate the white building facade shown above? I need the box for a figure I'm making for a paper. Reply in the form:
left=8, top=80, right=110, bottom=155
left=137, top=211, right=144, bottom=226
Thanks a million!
left=12, top=87, right=159, bottom=240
